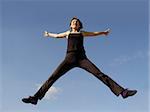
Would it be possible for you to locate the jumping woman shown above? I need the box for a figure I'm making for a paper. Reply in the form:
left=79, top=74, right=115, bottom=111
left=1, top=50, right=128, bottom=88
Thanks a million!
left=22, top=17, right=137, bottom=105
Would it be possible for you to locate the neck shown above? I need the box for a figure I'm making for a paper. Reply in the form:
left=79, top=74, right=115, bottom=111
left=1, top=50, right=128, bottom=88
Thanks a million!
left=71, top=29, right=79, bottom=32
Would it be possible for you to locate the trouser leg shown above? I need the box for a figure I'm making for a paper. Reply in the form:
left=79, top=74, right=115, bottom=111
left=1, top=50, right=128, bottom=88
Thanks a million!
left=78, top=58, right=124, bottom=96
left=34, top=59, right=74, bottom=100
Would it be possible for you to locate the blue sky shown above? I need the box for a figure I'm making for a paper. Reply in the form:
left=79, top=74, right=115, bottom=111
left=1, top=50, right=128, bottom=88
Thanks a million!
left=1, top=0, right=149, bottom=112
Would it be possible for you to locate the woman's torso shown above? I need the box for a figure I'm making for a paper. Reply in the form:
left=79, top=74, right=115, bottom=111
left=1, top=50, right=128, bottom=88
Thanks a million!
left=66, top=31, right=85, bottom=53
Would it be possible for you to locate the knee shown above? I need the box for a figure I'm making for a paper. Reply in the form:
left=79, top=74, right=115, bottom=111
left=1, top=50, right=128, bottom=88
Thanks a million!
left=93, top=69, right=105, bottom=77
left=47, top=74, right=58, bottom=82
left=96, top=72, right=108, bottom=79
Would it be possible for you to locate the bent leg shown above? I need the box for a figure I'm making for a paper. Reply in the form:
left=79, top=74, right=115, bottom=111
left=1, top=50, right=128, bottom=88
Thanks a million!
left=34, top=59, right=74, bottom=100
left=78, top=58, right=124, bottom=96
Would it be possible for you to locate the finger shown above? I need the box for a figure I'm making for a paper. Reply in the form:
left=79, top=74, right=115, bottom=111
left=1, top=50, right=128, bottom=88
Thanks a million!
left=106, top=28, right=110, bottom=32
left=108, top=28, right=111, bottom=32
left=43, top=31, right=47, bottom=37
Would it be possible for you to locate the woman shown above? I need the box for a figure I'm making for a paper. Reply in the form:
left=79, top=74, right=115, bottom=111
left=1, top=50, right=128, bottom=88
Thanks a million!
left=22, top=17, right=137, bottom=105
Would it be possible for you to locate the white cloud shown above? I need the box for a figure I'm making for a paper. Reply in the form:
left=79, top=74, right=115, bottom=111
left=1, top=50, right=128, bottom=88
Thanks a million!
left=36, top=84, right=62, bottom=100
left=109, top=50, right=148, bottom=67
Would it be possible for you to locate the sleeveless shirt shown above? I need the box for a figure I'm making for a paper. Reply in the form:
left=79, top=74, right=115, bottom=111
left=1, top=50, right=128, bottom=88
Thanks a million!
left=67, top=32, right=85, bottom=53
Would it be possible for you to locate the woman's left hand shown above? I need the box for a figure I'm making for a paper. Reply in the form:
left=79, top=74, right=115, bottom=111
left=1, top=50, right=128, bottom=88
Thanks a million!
left=104, top=28, right=111, bottom=36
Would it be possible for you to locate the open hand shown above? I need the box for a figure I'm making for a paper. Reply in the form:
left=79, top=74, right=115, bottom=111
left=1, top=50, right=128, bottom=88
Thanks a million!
left=104, top=28, right=111, bottom=36
left=44, top=31, right=49, bottom=37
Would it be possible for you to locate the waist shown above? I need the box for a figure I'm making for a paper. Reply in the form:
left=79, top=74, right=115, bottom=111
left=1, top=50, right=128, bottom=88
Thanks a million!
left=66, top=49, right=85, bottom=54
left=66, top=50, right=87, bottom=59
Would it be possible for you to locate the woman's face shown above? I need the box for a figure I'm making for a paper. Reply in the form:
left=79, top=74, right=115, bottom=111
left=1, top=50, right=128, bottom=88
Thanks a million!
left=70, top=19, right=80, bottom=30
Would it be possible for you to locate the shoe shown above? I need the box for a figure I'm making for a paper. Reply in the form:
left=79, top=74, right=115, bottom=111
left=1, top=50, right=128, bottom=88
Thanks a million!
left=121, top=89, right=137, bottom=99
left=22, top=96, right=38, bottom=105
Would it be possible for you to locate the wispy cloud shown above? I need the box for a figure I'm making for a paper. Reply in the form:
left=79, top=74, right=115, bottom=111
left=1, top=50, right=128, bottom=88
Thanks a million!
left=109, top=50, right=149, bottom=67
left=36, top=84, right=62, bottom=100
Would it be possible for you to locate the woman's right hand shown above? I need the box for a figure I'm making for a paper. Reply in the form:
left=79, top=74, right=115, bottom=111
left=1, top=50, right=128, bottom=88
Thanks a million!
left=44, top=31, right=49, bottom=37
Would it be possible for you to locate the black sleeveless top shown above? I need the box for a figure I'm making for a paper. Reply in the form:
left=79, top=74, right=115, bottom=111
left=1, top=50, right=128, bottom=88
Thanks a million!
left=67, top=32, right=85, bottom=53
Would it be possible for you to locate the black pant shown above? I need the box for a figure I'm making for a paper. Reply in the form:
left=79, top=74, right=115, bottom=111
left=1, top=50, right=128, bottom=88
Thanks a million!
left=34, top=52, right=124, bottom=100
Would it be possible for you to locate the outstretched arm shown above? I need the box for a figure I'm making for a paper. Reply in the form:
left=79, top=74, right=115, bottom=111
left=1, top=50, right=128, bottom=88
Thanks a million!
left=82, top=28, right=111, bottom=37
left=44, top=31, right=69, bottom=38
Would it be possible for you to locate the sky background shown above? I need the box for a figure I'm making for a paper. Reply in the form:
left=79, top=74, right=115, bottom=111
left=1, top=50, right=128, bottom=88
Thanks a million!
left=1, top=0, right=149, bottom=112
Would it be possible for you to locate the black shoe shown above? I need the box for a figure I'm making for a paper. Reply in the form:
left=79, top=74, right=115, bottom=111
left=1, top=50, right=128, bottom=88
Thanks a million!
left=22, top=96, right=38, bottom=105
left=121, top=89, right=137, bottom=99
